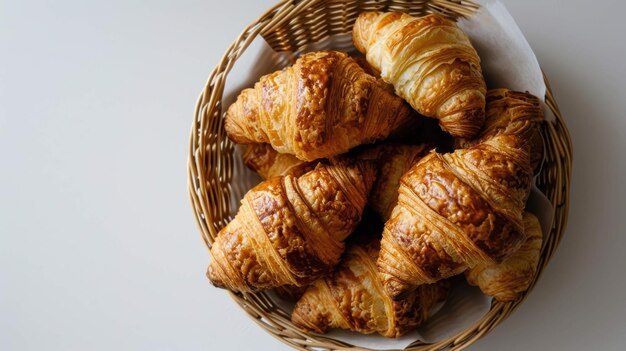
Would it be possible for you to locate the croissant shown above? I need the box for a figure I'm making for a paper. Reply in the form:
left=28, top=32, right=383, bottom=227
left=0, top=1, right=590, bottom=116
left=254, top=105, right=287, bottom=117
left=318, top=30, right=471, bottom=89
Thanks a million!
left=242, top=143, right=314, bottom=179
left=207, top=159, right=375, bottom=292
left=466, top=211, right=543, bottom=301
left=225, top=50, right=420, bottom=161
left=353, top=12, right=486, bottom=138
left=456, top=89, right=544, bottom=171
left=357, top=144, right=430, bottom=220
left=292, top=238, right=449, bottom=337
left=378, top=134, right=532, bottom=299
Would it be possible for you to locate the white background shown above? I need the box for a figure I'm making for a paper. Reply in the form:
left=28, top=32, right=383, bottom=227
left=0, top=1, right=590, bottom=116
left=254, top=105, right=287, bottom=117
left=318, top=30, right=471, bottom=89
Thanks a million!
left=1, top=0, right=625, bottom=350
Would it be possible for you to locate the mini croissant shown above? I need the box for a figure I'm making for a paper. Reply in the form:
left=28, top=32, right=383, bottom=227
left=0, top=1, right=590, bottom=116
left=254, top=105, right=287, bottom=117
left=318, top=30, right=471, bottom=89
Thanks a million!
left=242, top=143, right=314, bottom=179
left=466, top=212, right=543, bottom=301
left=208, top=159, right=375, bottom=292
left=456, top=89, right=544, bottom=171
left=225, top=50, right=420, bottom=161
left=378, top=134, right=532, bottom=299
left=357, top=144, right=430, bottom=220
left=353, top=12, right=486, bottom=138
left=292, top=238, right=449, bottom=337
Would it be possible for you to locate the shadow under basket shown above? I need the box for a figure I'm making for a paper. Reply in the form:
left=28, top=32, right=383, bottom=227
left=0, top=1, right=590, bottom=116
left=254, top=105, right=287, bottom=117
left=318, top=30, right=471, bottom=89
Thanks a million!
left=187, top=0, right=573, bottom=350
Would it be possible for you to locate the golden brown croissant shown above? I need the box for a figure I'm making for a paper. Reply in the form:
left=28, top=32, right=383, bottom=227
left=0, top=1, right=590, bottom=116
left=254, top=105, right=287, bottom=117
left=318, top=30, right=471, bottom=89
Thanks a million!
left=456, top=89, right=544, bottom=171
left=292, top=238, right=449, bottom=337
left=242, top=143, right=314, bottom=179
left=466, top=211, right=543, bottom=301
left=353, top=12, right=486, bottom=138
left=357, top=144, right=430, bottom=220
left=378, top=134, right=532, bottom=299
left=207, top=159, right=375, bottom=292
left=225, top=50, right=419, bottom=161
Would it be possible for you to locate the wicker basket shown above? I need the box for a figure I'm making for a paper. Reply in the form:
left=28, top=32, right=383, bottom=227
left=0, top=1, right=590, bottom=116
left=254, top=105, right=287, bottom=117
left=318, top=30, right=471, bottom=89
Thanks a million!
left=188, top=1, right=573, bottom=349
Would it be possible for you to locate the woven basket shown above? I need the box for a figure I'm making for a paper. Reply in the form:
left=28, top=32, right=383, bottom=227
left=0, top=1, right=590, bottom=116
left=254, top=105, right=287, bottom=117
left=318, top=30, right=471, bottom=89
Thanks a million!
left=188, top=1, right=573, bottom=349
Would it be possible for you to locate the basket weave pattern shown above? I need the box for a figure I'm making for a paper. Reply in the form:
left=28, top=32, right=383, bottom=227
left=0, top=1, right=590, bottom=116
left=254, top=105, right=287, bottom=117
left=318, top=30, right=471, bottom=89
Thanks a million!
left=188, top=1, right=573, bottom=349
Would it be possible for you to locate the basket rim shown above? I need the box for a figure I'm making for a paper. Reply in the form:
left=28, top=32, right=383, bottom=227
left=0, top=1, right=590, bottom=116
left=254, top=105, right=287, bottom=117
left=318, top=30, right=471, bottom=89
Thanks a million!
left=187, top=1, right=573, bottom=350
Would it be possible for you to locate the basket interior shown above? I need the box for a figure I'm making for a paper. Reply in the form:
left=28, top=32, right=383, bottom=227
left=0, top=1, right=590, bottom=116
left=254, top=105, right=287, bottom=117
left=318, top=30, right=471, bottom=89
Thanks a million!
left=261, top=0, right=479, bottom=53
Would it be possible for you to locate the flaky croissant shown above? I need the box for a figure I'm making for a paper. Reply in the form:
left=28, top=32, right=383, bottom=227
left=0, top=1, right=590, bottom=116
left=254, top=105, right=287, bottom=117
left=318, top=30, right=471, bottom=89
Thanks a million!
left=242, top=143, right=314, bottom=179
left=378, top=134, right=532, bottom=299
left=225, top=50, right=419, bottom=161
left=357, top=144, right=430, bottom=220
left=456, top=89, right=544, bottom=171
left=353, top=12, right=486, bottom=138
left=466, top=211, right=543, bottom=302
left=207, top=159, right=375, bottom=292
left=292, top=238, right=449, bottom=337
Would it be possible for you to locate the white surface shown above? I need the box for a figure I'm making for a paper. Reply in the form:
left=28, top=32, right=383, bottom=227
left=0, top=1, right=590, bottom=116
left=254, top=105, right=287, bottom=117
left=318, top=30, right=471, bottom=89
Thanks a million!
left=1, top=0, right=625, bottom=350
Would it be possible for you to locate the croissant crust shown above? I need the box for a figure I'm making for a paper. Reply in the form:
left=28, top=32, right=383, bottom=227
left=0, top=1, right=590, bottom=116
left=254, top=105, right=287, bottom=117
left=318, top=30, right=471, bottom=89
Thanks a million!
left=353, top=12, right=486, bottom=138
left=208, top=159, right=375, bottom=292
left=292, top=239, right=448, bottom=337
left=225, top=51, right=418, bottom=161
left=242, top=143, right=314, bottom=179
left=456, top=88, right=544, bottom=171
left=378, top=134, right=532, bottom=298
left=357, top=143, right=430, bottom=220
left=466, top=211, right=543, bottom=301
